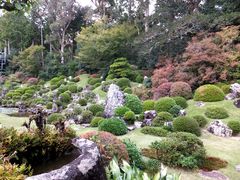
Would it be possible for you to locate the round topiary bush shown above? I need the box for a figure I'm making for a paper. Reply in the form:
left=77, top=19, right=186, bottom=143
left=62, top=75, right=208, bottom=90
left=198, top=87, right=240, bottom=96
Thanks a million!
left=172, top=96, right=188, bottom=109
left=143, top=100, right=155, bottom=111
left=88, top=78, right=101, bottom=86
left=123, top=111, right=136, bottom=124
left=170, top=81, right=192, bottom=99
left=193, top=85, right=225, bottom=102
left=81, top=110, right=93, bottom=123
left=114, top=106, right=131, bottom=117
left=80, top=131, right=129, bottom=166
left=90, top=117, right=104, bottom=127
left=116, top=78, right=131, bottom=89
left=152, top=112, right=173, bottom=127
left=123, top=87, right=132, bottom=94
left=79, top=99, right=87, bottom=106
left=48, top=113, right=65, bottom=124
left=59, top=92, right=72, bottom=103
left=169, top=105, right=182, bottom=117
left=98, top=118, right=128, bottom=136
left=205, top=107, right=229, bottom=119
left=227, top=120, right=240, bottom=135
left=68, top=84, right=78, bottom=93
left=154, top=97, right=176, bottom=113
left=88, top=104, right=104, bottom=116
left=192, top=115, right=208, bottom=128
left=173, top=116, right=201, bottom=136
left=125, top=94, right=143, bottom=114
left=46, top=102, right=53, bottom=109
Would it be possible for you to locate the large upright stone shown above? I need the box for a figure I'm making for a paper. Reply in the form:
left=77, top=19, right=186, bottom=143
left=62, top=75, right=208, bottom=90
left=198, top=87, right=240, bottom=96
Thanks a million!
left=26, top=138, right=106, bottom=180
left=207, top=120, right=232, bottom=137
left=141, top=110, right=157, bottom=127
left=104, top=84, right=124, bottom=118
left=226, top=83, right=240, bottom=100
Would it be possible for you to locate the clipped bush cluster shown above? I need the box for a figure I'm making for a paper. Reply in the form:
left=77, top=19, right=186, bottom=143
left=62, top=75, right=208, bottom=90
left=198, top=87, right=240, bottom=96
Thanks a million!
left=169, top=105, right=182, bottom=117
left=124, top=94, right=143, bottom=114
left=88, top=78, right=101, bottom=86
left=170, top=81, right=192, bottom=99
left=154, top=97, right=176, bottom=113
left=123, top=87, right=132, bottom=94
left=59, top=92, right=72, bottom=103
left=173, top=116, right=201, bottom=136
left=79, top=99, right=87, bottom=106
left=90, top=117, right=104, bottom=127
left=149, top=132, right=206, bottom=169
left=88, top=104, right=104, bottom=116
left=152, top=112, right=173, bottom=127
left=227, top=120, right=240, bottom=135
left=141, top=126, right=169, bottom=137
left=81, top=110, right=93, bottom=123
left=48, top=113, right=65, bottom=124
left=123, top=111, right=136, bottom=124
left=114, top=106, right=131, bottom=117
left=205, top=107, right=229, bottom=119
left=143, top=100, right=155, bottom=111
left=194, top=85, right=225, bottom=102
left=81, top=131, right=129, bottom=165
left=116, top=78, right=131, bottom=90
left=98, top=118, right=128, bottom=136
left=173, top=96, right=188, bottom=109
left=192, top=115, right=208, bottom=128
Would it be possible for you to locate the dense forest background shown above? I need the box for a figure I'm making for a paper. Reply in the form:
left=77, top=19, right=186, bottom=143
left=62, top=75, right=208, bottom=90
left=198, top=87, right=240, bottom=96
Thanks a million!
left=0, top=0, right=239, bottom=88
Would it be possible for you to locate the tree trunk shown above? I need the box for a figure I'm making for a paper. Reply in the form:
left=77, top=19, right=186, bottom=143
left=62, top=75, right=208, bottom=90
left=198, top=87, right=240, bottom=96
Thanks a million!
left=7, top=40, right=10, bottom=55
left=4, top=40, right=7, bottom=64
left=144, top=0, right=150, bottom=32
left=40, top=26, right=44, bottom=67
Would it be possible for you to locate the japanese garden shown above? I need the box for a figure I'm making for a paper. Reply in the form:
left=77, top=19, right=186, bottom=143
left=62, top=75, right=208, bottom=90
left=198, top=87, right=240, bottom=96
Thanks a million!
left=0, top=0, right=240, bottom=180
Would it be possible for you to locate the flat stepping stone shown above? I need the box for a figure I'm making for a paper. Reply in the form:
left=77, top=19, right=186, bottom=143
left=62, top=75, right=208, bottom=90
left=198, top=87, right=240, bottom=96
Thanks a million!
left=200, top=170, right=229, bottom=180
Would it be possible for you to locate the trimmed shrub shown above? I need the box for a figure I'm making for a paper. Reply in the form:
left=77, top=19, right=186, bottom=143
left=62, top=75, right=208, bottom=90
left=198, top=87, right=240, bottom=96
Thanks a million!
left=194, top=85, right=225, bottom=102
left=90, top=117, right=104, bottom=127
left=173, top=116, right=201, bottom=136
left=77, top=86, right=83, bottom=92
left=88, top=104, right=104, bottom=116
left=205, top=107, right=229, bottom=119
left=227, top=120, right=240, bottom=135
left=169, top=105, right=182, bottom=117
left=173, top=96, right=188, bottom=109
left=81, top=110, right=93, bottom=123
left=123, top=87, right=132, bottom=94
left=125, top=94, right=143, bottom=114
left=192, top=115, right=208, bottom=128
left=48, top=113, right=65, bottom=124
left=46, top=102, right=53, bottom=109
left=98, top=118, right=128, bottom=136
left=221, top=85, right=230, bottom=94
left=143, top=100, right=155, bottom=111
left=81, top=131, right=129, bottom=166
left=79, top=99, right=87, bottom=106
left=152, top=112, right=173, bottom=127
left=141, top=127, right=169, bottom=137
left=68, top=84, right=78, bottom=93
left=149, top=132, right=206, bottom=169
left=114, top=106, right=131, bottom=117
left=73, top=106, right=82, bottom=115
left=123, top=111, right=136, bottom=124
left=59, top=92, right=72, bottom=103
left=116, top=78, right=131, bottom=90
left=123, top=139, right=144, bottom=169
left=96, top=111, right=104, bottom=117
left=143, top=159, right=161, bottom=175
left=170, top=82, right=192, bottom=99
left=154, top=97, right=176, bottom=113
left=201, top=156, right=228, bottom=171
left=88, top=78, right=101, bottom=86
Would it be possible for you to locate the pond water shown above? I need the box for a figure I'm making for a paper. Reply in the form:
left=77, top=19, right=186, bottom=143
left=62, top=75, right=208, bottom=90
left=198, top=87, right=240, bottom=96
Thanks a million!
left=32, top=148, right=81, bottom=175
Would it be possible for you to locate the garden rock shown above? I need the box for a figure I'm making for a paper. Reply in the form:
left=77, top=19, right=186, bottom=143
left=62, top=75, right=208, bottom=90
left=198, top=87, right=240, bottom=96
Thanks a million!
left=195, top=101, right=205, bottom=107
left=233, top=99, right=240, bottom=108
left=207, top=120, right=232, bottom=137
left=225, top=93, right=236, bottom=100
left=26, top=138, right=106, bottom=180
left=134, top=121, right=142, bottom=128
left=141, top=110, right=157, bottom=127
left=179, top=109, right=186, bottom=116
left=236, top=165, right=240, bottom=172
left=127, top=125, right=136, bottom=131
left=230, top=83, right=240, bottom=97
left=104, top=84, right=124, bottom=117
left=200, top=170, right=229, bottom=180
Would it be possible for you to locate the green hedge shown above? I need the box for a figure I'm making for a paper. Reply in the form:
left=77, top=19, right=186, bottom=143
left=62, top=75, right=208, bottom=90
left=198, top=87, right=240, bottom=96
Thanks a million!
left=154, top=97, right=176, bottom=113
left=141, top=127, right=169, bottom=137
left=205, top=107, right=229, bottom=119
left=194, top=85, right=225, bottom=102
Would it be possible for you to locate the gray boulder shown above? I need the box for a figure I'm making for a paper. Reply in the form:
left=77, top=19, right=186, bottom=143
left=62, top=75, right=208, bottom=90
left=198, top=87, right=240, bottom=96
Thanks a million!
left=207, top=120, right=232, bottom=137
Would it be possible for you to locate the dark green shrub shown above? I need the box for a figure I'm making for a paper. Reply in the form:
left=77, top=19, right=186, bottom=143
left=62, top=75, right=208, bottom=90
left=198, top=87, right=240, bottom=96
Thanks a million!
left=154, top=97, right=176, bottom=113
left=77, top=86, right=83, bottom=92
left=81, top=110, right=93, bottom=123
left=123, top=111, right=136, bottom=124
left=59, top=92, right=72, bottom=103
left=143, top=100, right=155, bottom=111
left=123, top=87, right=132, bottom=94
left=150, top=132, right=206, bottom=169
left=46, top=102, right=53, bottom=109
left=79, top=99, right=87, bottom=106
left=194, top=85, right=225, bottom=102
left=125, top=94, right=143, bottom=114
left=173, top=116, right=201, bottom=136
left=73, top=106, right=82, bottom=115
left=88, top=104, right=104, bottom=116
left=169, top=105, right=182, bottom=117
left=90, top=117, right=104, bottom=127
left=152, top=112, right=173, bottom=127
left=123, top=139, right=144, bottom=169
left=173, top=96, right=188, bottom=109
left=116, top=78, right=131, bottom=89
left=192, top=115, right=208, bottom=128
left=114, top=106, right=131, bottom=117
left=141, top=127, right=169, bottom=137
left=227, top=120, right=240, bottom=135
left=143, top=159, right=161, bottom=175
left=221, top=85, right=230, bottom=94
left=96, top=111, right=104, bottom=117
left=98, top=118, right=128, bottom=136
left=47, top=113, right=65, bottom=124
left=68, top=84, right=78, bottom=93
left=205, top=107, right=229, bottom=119
left=135, top=74, right=143, bottom=83
left=88, top=78, right=101, bottom=85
